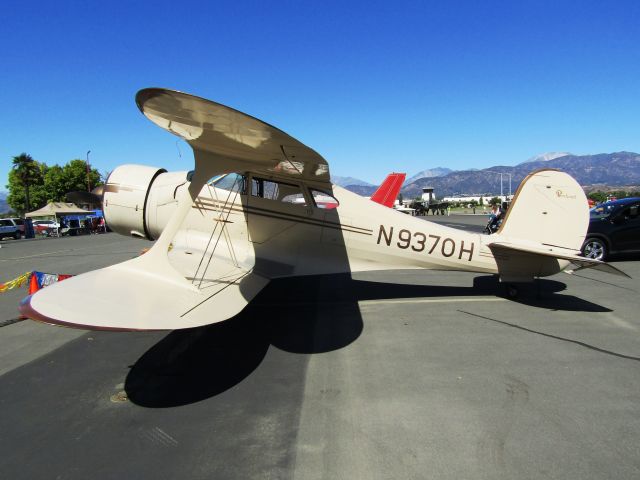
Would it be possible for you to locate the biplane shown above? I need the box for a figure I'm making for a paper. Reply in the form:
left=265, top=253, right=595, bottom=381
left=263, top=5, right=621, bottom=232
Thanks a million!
left=20, top=88, right=627, bottom=331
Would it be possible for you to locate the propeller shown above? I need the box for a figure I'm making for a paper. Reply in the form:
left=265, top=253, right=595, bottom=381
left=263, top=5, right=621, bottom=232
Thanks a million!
left=65, top=185, right=104, bottom=206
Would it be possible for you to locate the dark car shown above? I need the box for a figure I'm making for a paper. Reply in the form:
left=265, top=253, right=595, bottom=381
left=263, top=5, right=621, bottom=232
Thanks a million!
left=581, top=197, right=640, bottom=260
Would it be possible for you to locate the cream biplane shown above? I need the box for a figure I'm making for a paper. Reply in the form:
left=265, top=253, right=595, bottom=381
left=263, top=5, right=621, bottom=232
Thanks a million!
left=20, top=88, right=627, bottom=331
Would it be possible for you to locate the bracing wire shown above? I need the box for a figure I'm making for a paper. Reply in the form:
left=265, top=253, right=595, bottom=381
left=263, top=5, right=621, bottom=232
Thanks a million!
left=197, top=187, right=241, bottom=288
left=191, top=175, right=241, bottom=288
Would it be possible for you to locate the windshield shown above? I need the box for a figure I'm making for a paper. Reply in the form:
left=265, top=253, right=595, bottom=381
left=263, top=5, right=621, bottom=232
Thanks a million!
left=589, top=202, right=617, bottom=219
left=210, top=173, right=246, bottom=194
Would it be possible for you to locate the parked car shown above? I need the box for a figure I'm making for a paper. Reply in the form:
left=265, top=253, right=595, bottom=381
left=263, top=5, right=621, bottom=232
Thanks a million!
left=0, top=218, right=24, bottom=239
left=581, top=197, right=640, bottom=261
left=32, top=219, right=61, bottom=235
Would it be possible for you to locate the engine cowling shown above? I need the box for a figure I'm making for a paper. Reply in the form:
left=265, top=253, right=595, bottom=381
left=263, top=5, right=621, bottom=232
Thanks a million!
left=103, top=164, right=184, bottom=240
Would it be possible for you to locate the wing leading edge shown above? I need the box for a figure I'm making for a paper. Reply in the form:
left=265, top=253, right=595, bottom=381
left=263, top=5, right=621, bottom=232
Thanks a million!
left=136, top=88, right=331, bottom=186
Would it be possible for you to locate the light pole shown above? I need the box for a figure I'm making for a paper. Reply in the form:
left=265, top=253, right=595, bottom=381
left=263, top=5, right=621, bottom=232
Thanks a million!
left=486, top=170, right=512, bottom=200
left=86, top=150, right=91, bottom=192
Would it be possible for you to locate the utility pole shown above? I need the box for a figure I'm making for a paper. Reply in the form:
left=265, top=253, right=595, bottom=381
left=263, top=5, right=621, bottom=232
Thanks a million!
left=86, top=150, right=91, bottom=192
left=487, top=170, right=512, bottom=200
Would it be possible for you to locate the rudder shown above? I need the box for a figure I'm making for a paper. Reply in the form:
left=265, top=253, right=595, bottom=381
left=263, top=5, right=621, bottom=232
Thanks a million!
left=496, top=169, right=589, bottom=252
left=370, top=173, right=406, bottom=208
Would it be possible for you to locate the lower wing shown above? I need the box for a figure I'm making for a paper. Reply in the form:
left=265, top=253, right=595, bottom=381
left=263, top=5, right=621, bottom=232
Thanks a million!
left=20, top=247, right=269, bottom=331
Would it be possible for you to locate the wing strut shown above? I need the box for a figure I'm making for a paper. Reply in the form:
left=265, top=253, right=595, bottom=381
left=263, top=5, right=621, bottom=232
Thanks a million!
left=192, top=175, right=243, bottom=288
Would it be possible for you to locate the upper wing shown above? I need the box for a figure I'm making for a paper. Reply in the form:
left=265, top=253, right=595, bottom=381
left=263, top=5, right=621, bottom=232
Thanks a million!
left=136, top=88, right=331, bottom=186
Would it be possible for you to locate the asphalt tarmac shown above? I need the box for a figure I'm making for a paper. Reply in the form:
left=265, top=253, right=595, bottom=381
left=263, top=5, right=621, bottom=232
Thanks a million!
left=1, top=216, right=639, bottom=480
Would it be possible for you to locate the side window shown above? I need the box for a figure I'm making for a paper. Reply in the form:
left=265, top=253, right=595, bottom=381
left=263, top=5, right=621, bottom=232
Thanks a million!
left=630, top=204, right=639, bottom=218
left=0, top=220, right=11, bottom=227
left=310, top=189, right=339, bottom=209
left=262, top=180, right=279, bottom=200
left=15, top=219, right=24, bottom=225
left=251, top=178, right=306, bottom=205
left=211, top=173, right=246, bottom=194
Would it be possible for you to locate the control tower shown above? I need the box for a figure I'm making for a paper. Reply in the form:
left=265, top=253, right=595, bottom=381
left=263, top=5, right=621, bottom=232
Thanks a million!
left=421, top=187, right=434, bottom=203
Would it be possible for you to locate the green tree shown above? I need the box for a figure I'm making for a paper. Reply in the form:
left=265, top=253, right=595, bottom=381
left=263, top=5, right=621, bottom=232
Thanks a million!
left=609, top=190, right=631, bottom=200
left=7, top=158, right=48, bottom=214
left=489, top=196, right=501, bottom=206
left=62, top=159, right=102, bottom=194
left=7, top=157, right=103, bottom=214
left=588, top=191, right=607, bottom=204
left=10, top=153, right=40, bottom=212
left=42, top=160, right=101, bottom=200
left=43, top=165, right=66, bottom=202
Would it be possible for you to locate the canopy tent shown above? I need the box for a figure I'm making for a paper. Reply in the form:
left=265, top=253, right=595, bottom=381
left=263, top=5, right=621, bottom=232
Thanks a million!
left=25, top=202, right=93, bottom=218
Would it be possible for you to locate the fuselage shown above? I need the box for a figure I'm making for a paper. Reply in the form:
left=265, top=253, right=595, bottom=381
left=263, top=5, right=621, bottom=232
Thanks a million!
left=155, top=173, right=501, bottom=280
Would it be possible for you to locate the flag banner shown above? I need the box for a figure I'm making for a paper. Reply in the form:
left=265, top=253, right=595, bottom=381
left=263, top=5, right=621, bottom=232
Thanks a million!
left=28, top=271, right=73, bottom=295
left=0, top=272, right=31, bottom=293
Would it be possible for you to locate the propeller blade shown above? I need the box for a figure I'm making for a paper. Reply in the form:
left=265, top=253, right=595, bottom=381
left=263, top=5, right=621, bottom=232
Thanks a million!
left=65, top=191, right=102, bottom=204
left=91, top=185, right=104, bottom=197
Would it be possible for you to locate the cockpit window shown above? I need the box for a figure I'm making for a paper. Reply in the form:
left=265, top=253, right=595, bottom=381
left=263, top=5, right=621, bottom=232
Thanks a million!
left=211, top=173, right=246, bottom=194
left=251, top=178, right=307, bottom=205
left=310, top=189, right=339, bottom=209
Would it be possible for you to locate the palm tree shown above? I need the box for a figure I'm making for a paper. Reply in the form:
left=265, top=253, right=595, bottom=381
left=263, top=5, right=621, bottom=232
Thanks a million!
left=12, top=153, right=38, bottom=213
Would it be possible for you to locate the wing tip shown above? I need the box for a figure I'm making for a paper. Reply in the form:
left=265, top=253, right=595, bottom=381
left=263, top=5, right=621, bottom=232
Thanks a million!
left=18, top=295, right=164, bottom=332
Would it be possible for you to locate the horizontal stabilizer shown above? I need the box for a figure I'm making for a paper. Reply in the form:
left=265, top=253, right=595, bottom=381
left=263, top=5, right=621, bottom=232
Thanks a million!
left=489, top=242, right=630, bottom=278
left=20, top=255, right=269, bottom=331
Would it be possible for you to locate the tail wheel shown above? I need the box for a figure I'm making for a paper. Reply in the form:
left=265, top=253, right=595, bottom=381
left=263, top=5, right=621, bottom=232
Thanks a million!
left=582, top=237, right=607, bottom=261
left=505, top=284, right=519, bottom=299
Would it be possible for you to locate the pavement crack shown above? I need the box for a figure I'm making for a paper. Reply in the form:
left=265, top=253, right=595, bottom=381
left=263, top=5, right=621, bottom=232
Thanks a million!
left=566, top=272, right=637, bottom=292
left=458, top=309, right=640, bottom=362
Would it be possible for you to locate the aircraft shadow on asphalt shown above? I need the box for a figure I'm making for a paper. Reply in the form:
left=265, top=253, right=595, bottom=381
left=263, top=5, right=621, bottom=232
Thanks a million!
left=125, top=273, right=610, bottom=408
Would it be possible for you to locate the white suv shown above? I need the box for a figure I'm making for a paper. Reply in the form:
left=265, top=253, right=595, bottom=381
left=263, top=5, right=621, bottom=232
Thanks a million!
left=0, top=218, right=24, bottom=240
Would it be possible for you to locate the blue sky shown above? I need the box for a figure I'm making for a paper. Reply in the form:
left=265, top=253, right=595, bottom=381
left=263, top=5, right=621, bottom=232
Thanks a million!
left=2, top=0, right=639, bottom=189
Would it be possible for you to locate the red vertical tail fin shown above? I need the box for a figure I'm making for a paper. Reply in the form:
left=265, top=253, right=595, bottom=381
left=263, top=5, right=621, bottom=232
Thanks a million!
left=370, top=173, right=406, bottom=208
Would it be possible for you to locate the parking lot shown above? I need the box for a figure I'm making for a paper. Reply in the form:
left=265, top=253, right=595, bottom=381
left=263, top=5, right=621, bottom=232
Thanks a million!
left=1, top=216, right=639, bottom=480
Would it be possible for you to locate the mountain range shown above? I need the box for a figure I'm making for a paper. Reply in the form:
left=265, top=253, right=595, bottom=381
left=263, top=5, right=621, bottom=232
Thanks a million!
left=522, top=152, right=572, bottom=163
left=2, top=152, right=638, bottom=213
left=0, top=191, right=8, bottom=214
left=340, top=152, right=640, bottom=198
left=405, top=167, right=452, bottom=184
left=330, top=176, right=374, bottom=188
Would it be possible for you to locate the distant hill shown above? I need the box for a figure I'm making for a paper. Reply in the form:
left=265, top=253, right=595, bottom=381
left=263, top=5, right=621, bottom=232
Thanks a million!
left=400, top=152, right=640, bottom=199
left=331, top=176, right=374, bottom=188
left=343, top=184, right=378, bottom=196
left=405, top=167, right=453, bottom=184
left=0, top=191, right=8, bottom=214
left=521, top=152, right=571, bottom=164
left=335, top=168, right=452, bottom=197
